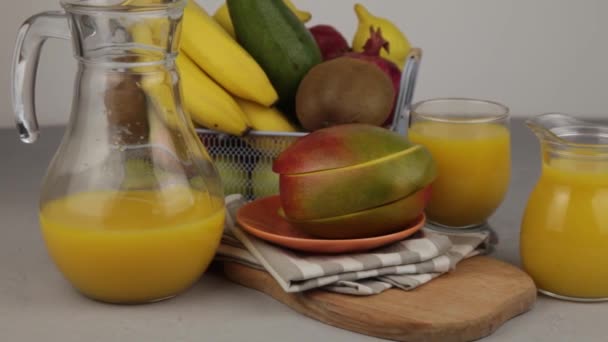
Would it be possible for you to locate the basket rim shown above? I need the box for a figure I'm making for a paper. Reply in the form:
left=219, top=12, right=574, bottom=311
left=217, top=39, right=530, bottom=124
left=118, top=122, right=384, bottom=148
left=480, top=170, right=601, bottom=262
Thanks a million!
left=195, top=128, right=308, bottom=138
left=196, top=47, right=423, bottom=138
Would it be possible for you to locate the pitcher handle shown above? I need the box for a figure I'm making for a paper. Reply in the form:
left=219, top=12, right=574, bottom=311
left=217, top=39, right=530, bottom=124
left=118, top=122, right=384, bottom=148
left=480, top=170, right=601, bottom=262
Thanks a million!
left=11, top=11, right=71, bottom=143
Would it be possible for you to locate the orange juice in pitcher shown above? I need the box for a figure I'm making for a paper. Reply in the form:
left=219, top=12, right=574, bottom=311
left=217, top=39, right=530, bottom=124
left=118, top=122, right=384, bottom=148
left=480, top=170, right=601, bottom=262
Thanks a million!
left=10, top=0, right=226, bottom=303
left=40, top=188, right=225, bottom=304
left=521, top=114, right=608, bottom=301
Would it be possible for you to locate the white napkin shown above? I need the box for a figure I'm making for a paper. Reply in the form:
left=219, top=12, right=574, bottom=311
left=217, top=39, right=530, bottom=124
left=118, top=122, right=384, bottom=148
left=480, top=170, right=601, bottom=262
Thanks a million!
left=216, top=195, right=490, bottom=295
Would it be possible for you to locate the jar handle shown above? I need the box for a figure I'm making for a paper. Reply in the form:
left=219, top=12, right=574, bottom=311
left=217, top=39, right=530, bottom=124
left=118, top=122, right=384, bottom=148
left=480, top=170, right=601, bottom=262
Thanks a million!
left=11, top=11, right=71, bottom=143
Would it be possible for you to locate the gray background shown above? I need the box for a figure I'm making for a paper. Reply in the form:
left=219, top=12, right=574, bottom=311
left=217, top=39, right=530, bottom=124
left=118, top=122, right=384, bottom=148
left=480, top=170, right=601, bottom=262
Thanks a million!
left=2, top=0, right=608, bottom=127
left=2, top=0, right=608, bottom=340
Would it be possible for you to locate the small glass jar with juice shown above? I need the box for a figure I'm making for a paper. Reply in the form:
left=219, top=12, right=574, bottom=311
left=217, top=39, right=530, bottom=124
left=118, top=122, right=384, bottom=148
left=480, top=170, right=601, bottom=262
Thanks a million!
left=521, top=114, right=608, bottom=301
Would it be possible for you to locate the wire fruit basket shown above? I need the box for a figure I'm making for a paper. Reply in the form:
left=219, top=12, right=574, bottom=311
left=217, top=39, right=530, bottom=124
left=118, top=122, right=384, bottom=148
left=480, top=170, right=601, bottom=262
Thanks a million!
left=197, top=49, right=422, bottom=200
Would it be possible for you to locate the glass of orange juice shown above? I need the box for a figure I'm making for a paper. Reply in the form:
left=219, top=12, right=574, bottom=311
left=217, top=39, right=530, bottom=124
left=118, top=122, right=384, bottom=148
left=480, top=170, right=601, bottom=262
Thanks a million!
left=408, top=98, right=511, bottom=231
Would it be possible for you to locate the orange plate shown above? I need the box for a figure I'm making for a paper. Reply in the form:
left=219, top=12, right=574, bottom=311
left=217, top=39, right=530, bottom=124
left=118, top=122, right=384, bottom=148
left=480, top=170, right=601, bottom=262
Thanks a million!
left=236, top=196, right=426, bottom=254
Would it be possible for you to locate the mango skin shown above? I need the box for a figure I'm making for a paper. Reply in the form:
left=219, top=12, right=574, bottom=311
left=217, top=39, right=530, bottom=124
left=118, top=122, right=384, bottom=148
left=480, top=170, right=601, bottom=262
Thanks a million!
left=279, top=145, right=436, bottom=221
left=273, top=124, right=412, bottom=175
left=282, top=187, right=430, bottom=239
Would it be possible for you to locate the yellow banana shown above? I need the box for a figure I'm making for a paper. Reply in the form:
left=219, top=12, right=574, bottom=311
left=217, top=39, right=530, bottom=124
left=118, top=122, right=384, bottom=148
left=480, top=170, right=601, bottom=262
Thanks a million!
left=235, top=98, right=298, bottom=156
left=213, top=0, right=312, bottom=38
left=129, top=20, right=164, bottom=62
left=212, top=4, right=235, bottom=37
left=234, top=100, right=254, bottom=128
left=147, top=17, right=170, bottom=42
left=129, top=20, right=180, bottom=127
left=177, top=52, right=251, bottom=136
left=235, top=98, right=297, bottom=133
left=352, top=3, right=411, bottom=69
left=129, top=20, right=215, bottom=166
left=182, top=0, right=278, bottom=107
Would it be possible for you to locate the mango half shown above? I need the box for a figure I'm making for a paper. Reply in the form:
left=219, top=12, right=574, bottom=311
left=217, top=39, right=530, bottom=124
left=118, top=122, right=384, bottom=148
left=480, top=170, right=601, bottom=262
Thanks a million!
left=281, top=187, right=430, bottom=239
left=274, top=124, right=436, bottom=224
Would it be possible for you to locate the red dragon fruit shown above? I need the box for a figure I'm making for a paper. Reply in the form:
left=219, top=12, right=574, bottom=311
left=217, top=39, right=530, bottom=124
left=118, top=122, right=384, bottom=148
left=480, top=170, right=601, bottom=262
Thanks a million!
left=344, top=27, right=401, bottom=126
left=309, top=25, right=351, bottom=61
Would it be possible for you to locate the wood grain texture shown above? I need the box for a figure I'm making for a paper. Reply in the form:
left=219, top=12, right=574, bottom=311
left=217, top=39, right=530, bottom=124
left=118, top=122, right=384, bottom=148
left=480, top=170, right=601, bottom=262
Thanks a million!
left=223, top=256, right=536, bottom=342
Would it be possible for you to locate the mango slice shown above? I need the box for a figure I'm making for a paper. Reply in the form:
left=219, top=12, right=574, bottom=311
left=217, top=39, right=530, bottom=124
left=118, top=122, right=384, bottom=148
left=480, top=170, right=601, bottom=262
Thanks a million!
left=282, top=187, right=430, bottom=239
left=273, top=124, right=413, bottom=174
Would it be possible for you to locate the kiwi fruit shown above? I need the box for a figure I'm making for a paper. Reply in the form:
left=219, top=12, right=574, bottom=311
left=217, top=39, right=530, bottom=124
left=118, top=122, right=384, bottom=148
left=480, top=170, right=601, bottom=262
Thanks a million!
left=295, top=57, right=395, bottom=131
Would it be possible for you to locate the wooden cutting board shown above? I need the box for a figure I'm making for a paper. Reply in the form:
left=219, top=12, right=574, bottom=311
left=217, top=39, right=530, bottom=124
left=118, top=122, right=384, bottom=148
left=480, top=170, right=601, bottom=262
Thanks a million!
left=223, top=256, right=536, bottom=342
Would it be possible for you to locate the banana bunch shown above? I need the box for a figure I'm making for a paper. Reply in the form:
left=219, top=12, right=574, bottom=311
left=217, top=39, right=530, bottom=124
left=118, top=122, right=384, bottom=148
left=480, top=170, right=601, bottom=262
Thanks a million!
left=130, top=1, right=300, bottom=136
left=128, top=1, right=415, bottom=138
left=178, top=0, right=298, bottom=136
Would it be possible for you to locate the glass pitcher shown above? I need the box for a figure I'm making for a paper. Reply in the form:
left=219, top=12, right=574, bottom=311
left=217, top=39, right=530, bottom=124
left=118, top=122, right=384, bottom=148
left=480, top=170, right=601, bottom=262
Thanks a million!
left=521, top=113, right=608, bottom=302
left=11, top=0, right=225, bottom=304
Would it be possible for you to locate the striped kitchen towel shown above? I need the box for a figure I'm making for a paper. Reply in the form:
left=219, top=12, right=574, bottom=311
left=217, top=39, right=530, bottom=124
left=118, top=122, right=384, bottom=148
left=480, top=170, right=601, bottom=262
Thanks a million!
left=217, top=195, right=491, bottom=295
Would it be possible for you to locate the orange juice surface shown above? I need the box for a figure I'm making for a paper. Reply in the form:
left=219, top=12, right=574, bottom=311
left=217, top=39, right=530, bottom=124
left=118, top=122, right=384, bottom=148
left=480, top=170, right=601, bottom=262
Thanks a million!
left=409, top=122, right=510, bottom=227
left=521, top=159, right=608, bottom=299
left=39, top=187, right=225, bottom=303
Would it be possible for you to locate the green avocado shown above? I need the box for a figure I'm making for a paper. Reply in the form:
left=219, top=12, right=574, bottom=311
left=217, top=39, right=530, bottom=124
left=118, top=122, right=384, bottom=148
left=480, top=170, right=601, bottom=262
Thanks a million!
left=227, top=0, right=322, bottom=120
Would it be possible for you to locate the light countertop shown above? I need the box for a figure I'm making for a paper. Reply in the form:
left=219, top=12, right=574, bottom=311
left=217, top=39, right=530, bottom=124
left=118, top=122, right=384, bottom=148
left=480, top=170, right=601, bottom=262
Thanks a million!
left=1, top=121, right=607, bottom=342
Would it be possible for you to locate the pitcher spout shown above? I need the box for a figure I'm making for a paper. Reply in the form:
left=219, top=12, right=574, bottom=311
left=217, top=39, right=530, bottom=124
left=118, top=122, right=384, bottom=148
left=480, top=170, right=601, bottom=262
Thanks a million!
left=527, top=113, right=608, bottom=155
left=526, top=113, right=588, bottom=145
left=63, top=0, right=186, bottom=63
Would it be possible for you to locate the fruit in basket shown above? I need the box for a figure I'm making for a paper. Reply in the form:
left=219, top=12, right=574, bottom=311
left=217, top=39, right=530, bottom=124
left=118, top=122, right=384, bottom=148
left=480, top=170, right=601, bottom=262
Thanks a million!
left=309, top=25, right=350, bottom=61
left=273, top=124, right=436, bottom=222
left=177, top=53, right=252, bottom=136
left=247, top=136, right=299, bottom=161
left=121, top=159, right=162, bottom=190
left=280, top=187, right=430, bottom=239
left=345, top=27, right=402, bottom=126
left=181, top=0, right=278, bottom=107
left=295, top=57, right=394, bottom=131
left=213, top=0, right=311, bottom=38
left=214, top=156, right=248, bottom=195
left=352, top=3, right=411, bottom=69
left=128, top=20, right=180, bottom=131
left=228, top=0, right=322, bottom=120
left=235, top=98, right=297, bottom=133
left=252, top=161, right=280, bottom=198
